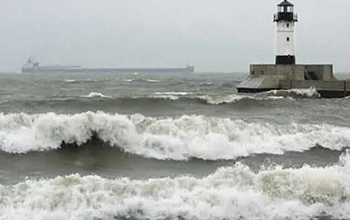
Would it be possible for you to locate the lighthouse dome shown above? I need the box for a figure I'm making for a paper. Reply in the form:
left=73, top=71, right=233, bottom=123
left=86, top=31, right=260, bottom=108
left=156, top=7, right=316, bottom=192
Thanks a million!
left=278, top=0, right=294, bottom=7
left=274, top=0, right=297, bottom=22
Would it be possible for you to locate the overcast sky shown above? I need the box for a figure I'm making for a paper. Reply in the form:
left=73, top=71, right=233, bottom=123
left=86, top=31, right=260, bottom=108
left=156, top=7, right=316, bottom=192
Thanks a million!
left=0, top=0, right=349, bottom=73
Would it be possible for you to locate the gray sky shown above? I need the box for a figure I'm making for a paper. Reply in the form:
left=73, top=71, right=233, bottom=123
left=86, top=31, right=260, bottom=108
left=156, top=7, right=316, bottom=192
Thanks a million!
left=0, top=0, right=349, bottom=73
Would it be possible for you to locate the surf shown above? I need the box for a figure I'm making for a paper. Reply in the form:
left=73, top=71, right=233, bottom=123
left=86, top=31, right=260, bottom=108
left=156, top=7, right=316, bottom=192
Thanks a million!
left=1, top=151, right=350, bottom=220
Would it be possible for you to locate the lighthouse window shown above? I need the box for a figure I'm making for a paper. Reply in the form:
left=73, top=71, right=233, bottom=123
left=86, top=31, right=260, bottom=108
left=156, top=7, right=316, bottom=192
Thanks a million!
left=286, top=23, right=290, bottom=28
left=286, top=37, right=290, bottom=42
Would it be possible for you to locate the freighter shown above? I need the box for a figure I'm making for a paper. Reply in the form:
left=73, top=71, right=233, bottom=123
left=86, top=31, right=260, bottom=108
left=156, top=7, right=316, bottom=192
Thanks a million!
left=21, top=59, right=194, bottom=73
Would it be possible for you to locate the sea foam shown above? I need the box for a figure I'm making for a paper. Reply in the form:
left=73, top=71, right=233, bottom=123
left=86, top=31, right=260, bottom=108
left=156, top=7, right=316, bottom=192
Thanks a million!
left=1, top=152, right=350, bottom=220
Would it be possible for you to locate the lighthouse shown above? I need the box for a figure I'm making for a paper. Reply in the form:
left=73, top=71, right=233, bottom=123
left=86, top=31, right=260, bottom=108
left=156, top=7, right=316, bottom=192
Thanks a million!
left=237, top=0, right=341, bottom=98
left=274, top=0, right=298, bottom=65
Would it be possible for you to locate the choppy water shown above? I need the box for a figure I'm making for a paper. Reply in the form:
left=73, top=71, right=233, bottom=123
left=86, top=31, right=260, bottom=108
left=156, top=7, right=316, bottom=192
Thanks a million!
left=1, top=71, right=350, bottom=220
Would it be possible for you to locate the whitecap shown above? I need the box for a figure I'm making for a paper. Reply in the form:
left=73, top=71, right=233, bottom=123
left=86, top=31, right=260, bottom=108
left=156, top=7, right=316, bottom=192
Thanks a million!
left=152, top=92, right=191, bottom=100
left=199, top=94, right=286, bottom=105
left=81, top=92, right=112, bottom=98
left=151, top=95, right=180, bottom=100
left=154, top=92, right=190, bottom=96
left=123, top=78, right=135, bottom=82
left=146, top=79, right=160, bottom=83
left=63, top=79, right=76, bottom=83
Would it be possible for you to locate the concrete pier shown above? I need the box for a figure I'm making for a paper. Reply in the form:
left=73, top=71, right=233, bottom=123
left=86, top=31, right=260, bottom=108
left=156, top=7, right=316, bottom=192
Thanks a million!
left=237, top=64, right=349, bottom=98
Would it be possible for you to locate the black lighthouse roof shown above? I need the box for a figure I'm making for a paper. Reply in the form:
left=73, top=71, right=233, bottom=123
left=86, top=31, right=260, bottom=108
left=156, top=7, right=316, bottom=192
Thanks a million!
left=278, top=0, right=294, bottom=7
left=274, top=0, right=297, bottom=22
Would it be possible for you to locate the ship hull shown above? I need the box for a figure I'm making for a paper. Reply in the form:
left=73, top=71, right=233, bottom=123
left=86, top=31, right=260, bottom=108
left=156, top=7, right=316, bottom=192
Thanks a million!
left=22, top=67, right=194, bottom=74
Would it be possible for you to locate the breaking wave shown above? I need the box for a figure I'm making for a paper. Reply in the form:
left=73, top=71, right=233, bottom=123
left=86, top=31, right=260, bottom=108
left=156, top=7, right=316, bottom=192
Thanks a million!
left=152, top=92, right=192, bottom=100
left=200, top=87, right=321, bottom=105
left=123, top=78, right=135, bottom=82
left=63, top=79, right=76, bottom=83
left=154, top=92, right=190, bottom=96
left=198, top=94, right=287, bottom=105
left=265, top=87, right=321, bottom=98
left=146, top=79, right=160, bottom=83
left=63, top=79, right=97, bottom=83
left=0, top=112, right=350, bottom=160
left=1, top=152, right=350, bottom=220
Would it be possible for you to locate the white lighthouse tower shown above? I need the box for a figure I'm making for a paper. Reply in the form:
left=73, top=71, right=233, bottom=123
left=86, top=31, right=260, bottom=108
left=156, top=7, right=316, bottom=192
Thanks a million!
left=274, top=0, right=298, bottom=65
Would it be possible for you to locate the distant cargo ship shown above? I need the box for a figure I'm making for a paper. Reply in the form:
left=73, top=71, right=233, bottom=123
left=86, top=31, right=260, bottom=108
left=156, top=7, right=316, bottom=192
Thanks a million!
left=21, top=59, right=194, bottom=73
